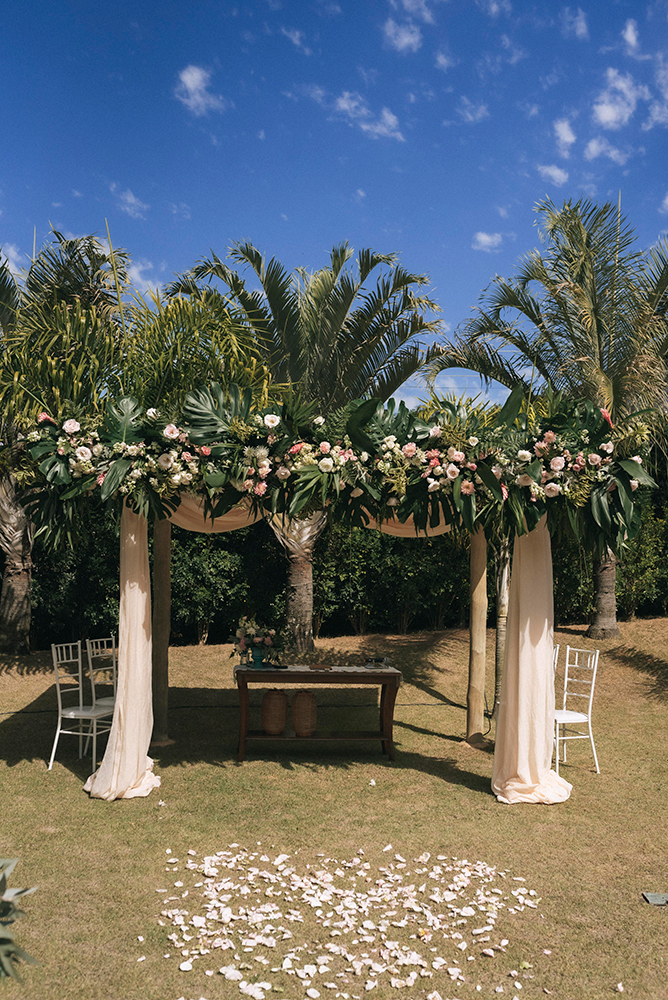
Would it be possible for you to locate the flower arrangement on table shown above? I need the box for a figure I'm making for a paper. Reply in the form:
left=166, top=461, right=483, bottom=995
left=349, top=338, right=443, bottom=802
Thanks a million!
left=232, top=616, right=283, bottom=667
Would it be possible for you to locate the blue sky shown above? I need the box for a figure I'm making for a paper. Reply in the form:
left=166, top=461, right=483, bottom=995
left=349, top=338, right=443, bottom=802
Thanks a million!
left=3, top=0, right=668, bottom=405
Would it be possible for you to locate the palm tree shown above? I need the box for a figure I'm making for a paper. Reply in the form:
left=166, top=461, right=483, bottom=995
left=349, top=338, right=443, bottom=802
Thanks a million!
left=171, top=241, right=443, bottom=651
left=426, top=197, right=668, bottom=637
left=0, top=234, right=130, bottom=651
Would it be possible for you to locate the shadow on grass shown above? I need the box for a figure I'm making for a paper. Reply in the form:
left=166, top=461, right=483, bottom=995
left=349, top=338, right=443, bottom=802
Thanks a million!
left=604, top=645, right=668, bottom=700
left=0, top=649, right=52, bottom=677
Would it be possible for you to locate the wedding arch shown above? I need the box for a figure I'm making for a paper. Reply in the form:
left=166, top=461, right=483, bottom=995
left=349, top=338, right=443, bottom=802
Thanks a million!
left=19, top=384, right=651, bottom=804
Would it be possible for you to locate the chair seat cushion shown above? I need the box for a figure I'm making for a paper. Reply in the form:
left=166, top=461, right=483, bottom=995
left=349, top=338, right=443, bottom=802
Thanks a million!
left=61, top=706, right=113, bottom=720
left=555, top=709, right=588, bottom=723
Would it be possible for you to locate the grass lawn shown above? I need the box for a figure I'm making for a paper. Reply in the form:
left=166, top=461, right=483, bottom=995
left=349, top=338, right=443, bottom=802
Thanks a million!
left=1, top=620, right=667, bottom=1000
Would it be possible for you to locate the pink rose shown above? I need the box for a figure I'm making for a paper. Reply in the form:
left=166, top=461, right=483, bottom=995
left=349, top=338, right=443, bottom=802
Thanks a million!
left=62, top=419, right=80, bottom=434
left=243, top=479, right=254, bottom=491
left=550, top=456, right=565, bottom=472
left=254, top=481, right=268, bottom=496
left=289, top=442, right=304, bottom=455
left=38, top=411, right=55, bottom=424
left=319, top=441, right=331, bottom=454
left=452, top=450, right=465, bottom=464
left=402, top=442, right=417, bottom=458
left=163, top=424, right=180, bottom=440
left=182, top=452, right=192, bottom=462
left=544, top=482, right=561, bottom=498
left=588, top=453, right=602, bottom=467
left=199, top=446, right=211, bottom=457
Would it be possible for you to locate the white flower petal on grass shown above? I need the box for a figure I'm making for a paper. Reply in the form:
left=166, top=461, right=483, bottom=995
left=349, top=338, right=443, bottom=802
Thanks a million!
left=179, top=959, right=193, bottom=971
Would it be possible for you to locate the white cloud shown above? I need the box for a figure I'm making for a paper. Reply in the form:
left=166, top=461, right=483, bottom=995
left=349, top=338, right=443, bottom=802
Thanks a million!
left=72, top=189, right=83, bottom=198
left=457, top=96, right=489, bottom=123
left=382, top=18, right=422, bottom=53
left=128, top=260, right=159, bottom=295
left=331, top=91, right=405, bottom=140
left=169, top=202, right=192, bottom=220
left=659, top=191, right=668, bottom=214
left=1, top=243, right=26, bottom=278
left=360, top=107, right=405, bottom=140
left=472, top=231, right=503, bottom=251
left=583, top=136, right=629, bottom=165
left=281, top=27, right=312, bottom=54
left=497, top=205, right=509, bottom=218
left=476, top=0, right=511, bottom=16
left=174, top=65, right=229, bottom=117
left=110, top=183, right=149, bottom=220
left=644, top=54, right=668, bottom=129
left=520, top=101, right=540, bottom=118
left=554, top=118, right=576, bottom=157
left=592, top=68, right=650, bottom=130
left=561, top=7, right=588, bottom=40
left=537, top=164, right=569, bottom=186
left=435, top=51, right=455, bottom=71
left=257, top=129, right=266, bottom=140
left=353, top=189, right=366, bottom=202
left=500, top=34, right=526, bottom=65
left=622, top=19, right=640, bottom=54
left=391, top=0, right=438, bottom=23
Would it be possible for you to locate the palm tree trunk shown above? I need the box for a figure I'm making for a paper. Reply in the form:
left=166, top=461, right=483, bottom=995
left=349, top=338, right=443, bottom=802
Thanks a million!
left=269, top=512, right=328, bottom=654
left=0, top=475, right=33, bottom=654
left=151, top=517, right=173, bottom=744
left=586, top=546, right=621, bottom=639
left=467, top=526, right=487, bottom=741
left=494, top=535, right=511, bottom=718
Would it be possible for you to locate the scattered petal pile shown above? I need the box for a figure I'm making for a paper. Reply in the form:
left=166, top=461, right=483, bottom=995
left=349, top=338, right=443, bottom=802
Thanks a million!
left=158, top=846, right=545, bottom=999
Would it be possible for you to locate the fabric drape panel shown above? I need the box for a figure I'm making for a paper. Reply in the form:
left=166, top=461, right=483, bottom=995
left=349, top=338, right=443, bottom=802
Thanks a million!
left=84, top=505, right=160, bottom=800
left=492, top=516, right=572, bottom=804
left=168, top=494, right=261, bottom=533
left=373, top=513, right=451, bottom=537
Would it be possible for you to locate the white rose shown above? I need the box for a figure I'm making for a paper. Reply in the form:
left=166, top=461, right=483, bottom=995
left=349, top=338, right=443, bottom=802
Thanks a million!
left=163, top=424, right=180, bottom=440
left=427, top=477, right=440, bottom=492
left=631, top=455, right=642, bottom=464
left=264, top=414, right=280, bottom=429
left=544, top=482, right=562, bottom=498
left=445, top=463, right=460, bottom=480
left=92, top=444, right=104, bottom=457
left=429, top=425, right=442, bottom=438
left=313, top=416, right=325, bottom=426
left=276, top=466, right=291, bottom=480
left=318, top=457, right=334, bottom=473
left=517, top=450, right=532, bottom=462
left=158, top=453, right=174, bottom=470
left=146, top=408, right=159, bottom=419
left=601, top=441, right=614, bottom=454
left=62, top=419, right=80, bottom=434
left=468, top=436, right=479, bottom=447
left=516, top=473, right=533, bottom=487
left=75, top=446, right=92, bottom=462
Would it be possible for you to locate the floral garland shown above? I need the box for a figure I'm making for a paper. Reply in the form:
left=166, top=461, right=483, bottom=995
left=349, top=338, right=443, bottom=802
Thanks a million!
left=16, top=387, right=653, bottom=552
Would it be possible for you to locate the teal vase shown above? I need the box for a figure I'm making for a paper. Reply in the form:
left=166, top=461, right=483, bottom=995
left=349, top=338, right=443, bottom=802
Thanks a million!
left=251, top=646, right=265, bottom=669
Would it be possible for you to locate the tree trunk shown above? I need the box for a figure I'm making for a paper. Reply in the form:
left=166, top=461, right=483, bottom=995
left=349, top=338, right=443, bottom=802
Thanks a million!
left=586, top=546, right=621, bottom=639
left=0, top=474, right=33, bottom=654
left=494, top=535, right=511, bottom=719
left=151, top=517, right=173, bottom=744
left=467, top=527, right=487, bottom=741
left=269, top=511, right=328, bottom=655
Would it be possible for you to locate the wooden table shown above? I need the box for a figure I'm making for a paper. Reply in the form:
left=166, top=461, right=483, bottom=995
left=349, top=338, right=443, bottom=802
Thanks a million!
left=234, top=664, right=402, bottom=762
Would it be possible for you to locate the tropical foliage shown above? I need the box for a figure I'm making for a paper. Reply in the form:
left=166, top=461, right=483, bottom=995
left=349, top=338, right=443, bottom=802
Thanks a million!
left=0, top=858, right=37, bottom=982
left=13, top=382, right=654, bottom=557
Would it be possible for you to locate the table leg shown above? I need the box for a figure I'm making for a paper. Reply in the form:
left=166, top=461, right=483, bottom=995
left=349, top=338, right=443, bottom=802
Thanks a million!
left=380, top=682, right=399, bottom=761
left=237, top=677, right=249, bottom=762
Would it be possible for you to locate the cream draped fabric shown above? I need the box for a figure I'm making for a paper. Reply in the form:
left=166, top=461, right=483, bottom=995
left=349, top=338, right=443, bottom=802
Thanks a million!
left=373, top=512, right=451, bottom=537
left=492, top=516, right=572, bottom=804
left=84, top=505, right=161, bottom=800
left=168, top=494, right=261, bottom=533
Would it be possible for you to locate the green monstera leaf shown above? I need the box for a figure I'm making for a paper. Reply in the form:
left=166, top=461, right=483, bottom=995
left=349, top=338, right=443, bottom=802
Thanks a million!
left=182, top=382, right=254, bottom=444
left=102, top=397, right=144, bottom=445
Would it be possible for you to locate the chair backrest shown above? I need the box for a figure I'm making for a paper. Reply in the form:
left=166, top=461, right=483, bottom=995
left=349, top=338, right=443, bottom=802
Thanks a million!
left=51, top=642, right=84, bottom=711
left=552, top=644, right=560, bottom=675
left=86, top=637, right=117, bottom=702
left=563, top=645, right=599, bottom=715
